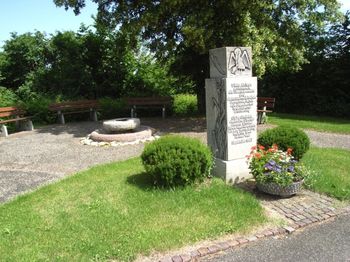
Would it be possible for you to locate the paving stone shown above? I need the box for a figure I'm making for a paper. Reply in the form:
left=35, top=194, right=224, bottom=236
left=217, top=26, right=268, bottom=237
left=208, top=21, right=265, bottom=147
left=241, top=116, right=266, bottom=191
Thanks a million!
left=247, top=236, right=258, bottom=242
left=197, top=247, right=209, bottom=256
left=190, top=250, right=200, bottom=258
left=208, top=245, right=221, bottom=254
left=256, top=234, right=265, bottom=239
left=277, top=228, right=287, bottom=234
left=159, top=256, right=173, bottom=262
left=217, top=241, right=230, bottom=250
left=227, top=240, right=239, bottom=247
left=172, top=255, right=183, bottom=262
left=180, top=254, right=191, bottom=262
left=271, top=229, right=280, bottom=236
left=283, top=226, right=295, bottom=233
left=237, top=238, right=249, bottom=245
left=263, top=230, right=274, bottom=237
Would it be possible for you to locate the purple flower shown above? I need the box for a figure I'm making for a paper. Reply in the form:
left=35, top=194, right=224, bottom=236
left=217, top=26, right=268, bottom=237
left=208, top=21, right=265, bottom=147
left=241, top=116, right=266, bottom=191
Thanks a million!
left=264, top=163, right=274, bottom=170
left=274, top=165, right=282, bottom=173
left=287, top=166, right=295, bottom=172
left=268, top=160, right=276, bottom=166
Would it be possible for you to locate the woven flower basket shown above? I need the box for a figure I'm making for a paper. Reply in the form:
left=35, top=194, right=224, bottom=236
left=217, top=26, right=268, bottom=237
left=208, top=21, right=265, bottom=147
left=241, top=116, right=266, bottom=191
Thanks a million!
left=256, top=180, right=304, bottom=197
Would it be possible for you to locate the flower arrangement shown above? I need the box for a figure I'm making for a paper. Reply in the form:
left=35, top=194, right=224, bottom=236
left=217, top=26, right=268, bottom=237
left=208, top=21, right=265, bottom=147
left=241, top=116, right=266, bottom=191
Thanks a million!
left=247, top=144, right=308, bottom=187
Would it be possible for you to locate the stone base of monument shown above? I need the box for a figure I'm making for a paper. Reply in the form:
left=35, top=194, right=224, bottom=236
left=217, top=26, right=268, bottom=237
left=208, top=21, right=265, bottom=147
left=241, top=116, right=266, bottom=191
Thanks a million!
left=213, top=157, right=252, bottom=184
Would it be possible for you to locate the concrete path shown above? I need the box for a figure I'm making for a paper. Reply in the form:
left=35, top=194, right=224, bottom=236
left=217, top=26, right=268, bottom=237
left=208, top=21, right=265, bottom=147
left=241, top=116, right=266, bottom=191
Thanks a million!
left=1, top=118, right=349, bottom=203
left=201, top=214, right=350, bottom=262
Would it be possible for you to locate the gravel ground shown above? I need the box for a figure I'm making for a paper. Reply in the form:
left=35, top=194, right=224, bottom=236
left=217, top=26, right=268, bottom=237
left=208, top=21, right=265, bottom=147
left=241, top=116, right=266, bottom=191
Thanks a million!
left=1, top=117, right=349, bottom=203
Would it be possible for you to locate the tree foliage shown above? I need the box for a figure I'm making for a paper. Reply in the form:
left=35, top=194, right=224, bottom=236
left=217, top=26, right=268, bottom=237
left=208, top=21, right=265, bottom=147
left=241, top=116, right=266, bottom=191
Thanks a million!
left=53, top=0, right=342, bottom=111
left=260, top=12, right=350, bottom=117
left=0, top=25, right=181, bottom=100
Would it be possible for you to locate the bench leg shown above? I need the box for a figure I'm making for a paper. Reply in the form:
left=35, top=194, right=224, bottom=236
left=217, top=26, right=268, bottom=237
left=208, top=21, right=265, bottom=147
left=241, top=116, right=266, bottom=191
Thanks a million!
left=257, top=112, right=263, bottom=125
left=0, top=125, right=8, bottom=137
left=58, top=111, right=65, bottom=124
left=162, top=107, right=166, bottom=119
left=131, top=107, right=137, bottom=118
left=90, top=110, right=98, bottom=122
left=22, top=120, right=34, bottom=131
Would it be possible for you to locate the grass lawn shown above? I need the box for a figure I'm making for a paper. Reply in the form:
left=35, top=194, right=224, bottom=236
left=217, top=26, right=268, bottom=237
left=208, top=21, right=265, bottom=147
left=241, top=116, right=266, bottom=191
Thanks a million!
left=268, top=113, right=350, bottom=134
left=0, top=158, right=266, bottom=261
left=303, top=147, right=350, bottom=201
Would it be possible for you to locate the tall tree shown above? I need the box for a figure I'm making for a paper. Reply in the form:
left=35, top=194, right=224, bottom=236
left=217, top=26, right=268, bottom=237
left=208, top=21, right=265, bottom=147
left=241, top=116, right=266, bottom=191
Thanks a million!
left=54, top=0, right=342, bottom=111
left=0, top=32, right=47, bottom=89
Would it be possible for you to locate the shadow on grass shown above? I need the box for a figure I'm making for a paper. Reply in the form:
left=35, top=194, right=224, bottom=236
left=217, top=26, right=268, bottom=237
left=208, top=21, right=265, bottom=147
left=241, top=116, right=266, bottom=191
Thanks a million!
left=127, top=171, right=190, bottom=192
left=126, top=172, right=158, bottom=191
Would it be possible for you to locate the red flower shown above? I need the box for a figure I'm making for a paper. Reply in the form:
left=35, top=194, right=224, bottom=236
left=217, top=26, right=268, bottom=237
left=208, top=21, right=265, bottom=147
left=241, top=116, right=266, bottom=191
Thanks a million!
left=254, top=153, right=262, bottom=159
left=287, top=148, right=293, bottom=155
left=258, top=145, right=265, bottom=150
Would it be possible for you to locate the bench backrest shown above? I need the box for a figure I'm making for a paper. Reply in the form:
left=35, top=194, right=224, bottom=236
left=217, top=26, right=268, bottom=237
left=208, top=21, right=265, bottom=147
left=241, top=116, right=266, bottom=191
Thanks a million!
left=125, top=97, right=172, bottom=106
left=0, top=107, right=26, bottom=118
left=257, top=97, right=275, bottom=109
left=49, top=100, right=99, bottom=111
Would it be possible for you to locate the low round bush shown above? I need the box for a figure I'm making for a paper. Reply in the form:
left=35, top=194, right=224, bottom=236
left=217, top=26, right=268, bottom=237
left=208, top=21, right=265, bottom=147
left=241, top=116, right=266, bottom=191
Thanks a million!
left=257, top=126, right=310, bottom=159
left=141, top=135, right=213, bottom=187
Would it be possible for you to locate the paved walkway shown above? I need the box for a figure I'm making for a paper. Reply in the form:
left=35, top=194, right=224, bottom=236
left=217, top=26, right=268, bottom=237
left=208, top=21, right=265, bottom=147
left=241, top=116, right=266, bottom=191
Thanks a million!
left=1, top=118, right=349, bottom=203
left=201, top=213, right=350, bottom=262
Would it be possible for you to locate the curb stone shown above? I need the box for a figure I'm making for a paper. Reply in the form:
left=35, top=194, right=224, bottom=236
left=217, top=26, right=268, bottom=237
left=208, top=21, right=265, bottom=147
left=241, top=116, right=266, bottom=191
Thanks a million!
left=158, top=205, right=350, bottom=262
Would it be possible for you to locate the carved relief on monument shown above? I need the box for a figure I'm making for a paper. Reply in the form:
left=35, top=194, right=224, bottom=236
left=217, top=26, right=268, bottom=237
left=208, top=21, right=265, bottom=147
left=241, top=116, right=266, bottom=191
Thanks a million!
left=209, top=79, right=227, bottom=160
left=227, top=48, right=251, bottom=75
left=209, top=47, right=252, bottom=78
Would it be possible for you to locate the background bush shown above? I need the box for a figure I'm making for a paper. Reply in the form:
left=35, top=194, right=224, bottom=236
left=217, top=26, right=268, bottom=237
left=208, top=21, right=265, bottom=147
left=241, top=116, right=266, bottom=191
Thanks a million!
left=141, top=135, right=213, bottom=187
left=0, top=87, right=19, bottom=107
left=258, top=126, right=310, bottom=159
left=98, top=97, right=128, bottom=120
left=172, top=94, right=198, bottom=116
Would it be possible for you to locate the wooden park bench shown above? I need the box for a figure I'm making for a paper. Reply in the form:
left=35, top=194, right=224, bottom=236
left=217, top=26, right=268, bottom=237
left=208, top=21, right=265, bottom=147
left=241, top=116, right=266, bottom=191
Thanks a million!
left=257, top=97, right=275, bottom=124
left=49, top=100, right=99, bottom=124
left=0, top=107, right=34, bottom=137
left=125, top=97, right=172, bottom=118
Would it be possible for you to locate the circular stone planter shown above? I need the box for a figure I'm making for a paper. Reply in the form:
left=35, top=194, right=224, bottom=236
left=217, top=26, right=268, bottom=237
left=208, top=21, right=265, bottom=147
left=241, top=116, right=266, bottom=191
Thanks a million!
left=90, top=125, right=153, bottom=142
left=103, top=118, right=140, bottom=133
left=256, top=180, right=304, bottom=197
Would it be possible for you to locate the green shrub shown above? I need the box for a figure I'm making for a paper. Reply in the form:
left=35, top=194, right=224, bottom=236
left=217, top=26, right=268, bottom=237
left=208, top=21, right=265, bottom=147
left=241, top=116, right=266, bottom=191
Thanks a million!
left=98, top=97, right=128, bottom=119
left=258, top=126, right=310, bottom=159
left=141, top=135, right=213, bottom=187
left=16, top=85, right=55, bottom=124
left=172, top=94, right=198, bottom=116
left=0, top=87, right=19, bottom=107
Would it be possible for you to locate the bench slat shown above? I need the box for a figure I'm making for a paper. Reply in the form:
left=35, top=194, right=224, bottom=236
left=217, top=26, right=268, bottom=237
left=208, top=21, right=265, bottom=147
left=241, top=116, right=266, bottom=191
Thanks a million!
left=49, top=100, right=99, bottom=111
left=0, top=116, right=32, bottom=124
left=258, top=97, right=275, bottom=103
left=0, top=107, right=26, bottom=117
left=125, top=97, right=172, bottom=106
left=59, top=110, right=92, bottom=115
left=0, top=106, right=20, bottom=113
left=257, top=102, right=275, bottom=108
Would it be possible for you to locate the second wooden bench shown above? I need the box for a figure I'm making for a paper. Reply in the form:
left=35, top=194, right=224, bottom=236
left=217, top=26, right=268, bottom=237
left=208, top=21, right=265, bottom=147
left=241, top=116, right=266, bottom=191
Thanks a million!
left=49, top=100, right=99, bottom=124
left=125, top=97, right=172, bottom=118
left=257, top=97, right=275, bottom=124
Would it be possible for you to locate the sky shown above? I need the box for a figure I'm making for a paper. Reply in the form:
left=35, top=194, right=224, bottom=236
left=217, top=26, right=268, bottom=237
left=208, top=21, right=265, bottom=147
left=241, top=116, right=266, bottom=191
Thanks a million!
left=0, top=0, right=97, bottom=47
left=0, top=0, right=349, bottom=48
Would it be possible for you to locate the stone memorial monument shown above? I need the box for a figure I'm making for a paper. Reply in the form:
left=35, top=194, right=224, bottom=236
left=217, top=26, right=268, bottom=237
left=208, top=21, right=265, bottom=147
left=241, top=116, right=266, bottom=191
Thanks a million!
left=205, top=47, right=257, bottom=183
